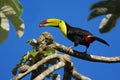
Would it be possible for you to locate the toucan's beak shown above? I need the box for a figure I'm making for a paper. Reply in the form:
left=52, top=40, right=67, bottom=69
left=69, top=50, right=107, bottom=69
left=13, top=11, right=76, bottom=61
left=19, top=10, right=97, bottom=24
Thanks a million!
left=39, top=18, right=60, bottom=27
left=39, top=20, right=47, bottom=27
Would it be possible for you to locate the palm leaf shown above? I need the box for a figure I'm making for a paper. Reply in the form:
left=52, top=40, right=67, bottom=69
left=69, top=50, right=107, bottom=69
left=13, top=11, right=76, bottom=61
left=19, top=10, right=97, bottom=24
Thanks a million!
left=0, top=11, right=9, bottom=43
left=90, top=0, right=115, bottom=10
left=7, top=14, right=25, bottom=37
left=99, top=14, right=119, bottom=33
left=88, top=8, right=108, bottom=20
left=0, top=0, right=24, bottom=43
left=4, top=0, right=23, bottom=16
left=89, top=0, right=120, bottom=33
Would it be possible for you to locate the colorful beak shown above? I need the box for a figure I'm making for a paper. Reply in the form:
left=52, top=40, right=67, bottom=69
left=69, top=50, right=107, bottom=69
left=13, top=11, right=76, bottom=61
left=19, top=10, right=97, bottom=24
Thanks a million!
left=39, top=18, right=60, bottom=27
left=39, top=20, right=47, bottom=27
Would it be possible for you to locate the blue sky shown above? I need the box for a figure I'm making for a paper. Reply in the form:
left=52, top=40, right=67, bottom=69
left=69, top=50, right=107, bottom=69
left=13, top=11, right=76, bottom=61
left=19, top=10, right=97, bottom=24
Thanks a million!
left=0, top=0, right=120, bottom=80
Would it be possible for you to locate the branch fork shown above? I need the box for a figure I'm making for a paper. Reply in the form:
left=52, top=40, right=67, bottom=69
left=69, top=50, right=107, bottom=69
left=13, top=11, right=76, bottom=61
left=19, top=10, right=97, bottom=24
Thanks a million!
left=12, top=32, right=120, bottom=80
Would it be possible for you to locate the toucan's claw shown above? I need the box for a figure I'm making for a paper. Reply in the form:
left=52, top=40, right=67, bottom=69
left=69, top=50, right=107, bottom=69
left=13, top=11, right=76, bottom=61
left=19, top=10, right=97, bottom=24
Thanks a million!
left=67, top=46, right=74, bottom=53
left=69, top=46, right=74, bottom=49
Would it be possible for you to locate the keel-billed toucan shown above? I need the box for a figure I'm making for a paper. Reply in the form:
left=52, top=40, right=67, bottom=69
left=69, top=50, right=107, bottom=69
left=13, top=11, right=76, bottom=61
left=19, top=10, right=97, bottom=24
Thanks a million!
left=39, top=18, right=109, bottom=53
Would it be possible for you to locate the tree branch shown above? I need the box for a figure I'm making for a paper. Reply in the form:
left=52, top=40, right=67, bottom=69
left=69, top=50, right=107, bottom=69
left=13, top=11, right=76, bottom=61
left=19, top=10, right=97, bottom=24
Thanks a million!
left=52, top=74, right=60, bottom=80
left=72, top=68, right=91, bottom=80
left=12, top=54, right=61, bottom=80
left=49, top=42, right=120, bottom=63
left=33, top=61, right=65, bottom=80
left=12, top=32, right=120, bottom=80
left=63, top=54, right=91, bottom=80
left=29, top=32, right=120, bottom=63
left=12, top=54, right=90, bottom=80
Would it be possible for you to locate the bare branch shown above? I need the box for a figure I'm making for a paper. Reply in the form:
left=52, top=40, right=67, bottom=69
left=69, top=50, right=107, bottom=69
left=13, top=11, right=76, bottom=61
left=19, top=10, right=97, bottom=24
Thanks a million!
left=33, top=61, right=65, bottom=80
left=63, top=54, right=91, bottom=80
left=12, top=54, right=62, bottom=80
left=72, top=68, right=91, bottom=80
left=12, top=53, right=90, bottom=80
left=12, top=32, right=120, bottom=80
left=52, top=74, right=60, bottom=80
left=34, top=32, right=120, bottom=63
left=47, top=42, right=120, bottom=63
left=63, top=56, right=72, bottom=80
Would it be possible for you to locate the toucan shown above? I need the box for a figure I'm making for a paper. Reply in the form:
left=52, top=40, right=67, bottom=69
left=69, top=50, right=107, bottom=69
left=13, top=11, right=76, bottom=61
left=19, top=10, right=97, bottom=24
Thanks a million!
left=39, top=18, right=109, bottom=53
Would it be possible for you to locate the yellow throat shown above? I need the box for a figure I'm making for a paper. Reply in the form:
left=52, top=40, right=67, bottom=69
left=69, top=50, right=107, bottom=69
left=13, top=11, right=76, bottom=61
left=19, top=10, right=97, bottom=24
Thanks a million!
left=58, top=20, right=67, bottom=37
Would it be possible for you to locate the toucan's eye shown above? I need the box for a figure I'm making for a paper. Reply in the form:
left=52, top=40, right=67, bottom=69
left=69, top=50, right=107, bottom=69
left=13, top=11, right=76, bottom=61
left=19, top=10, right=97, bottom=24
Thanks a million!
left=59, top=20, right=62, bottom=23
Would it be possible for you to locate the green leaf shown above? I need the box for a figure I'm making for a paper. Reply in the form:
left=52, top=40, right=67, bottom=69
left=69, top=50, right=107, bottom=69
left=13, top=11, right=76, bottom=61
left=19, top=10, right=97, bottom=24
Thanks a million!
left=5, top=0, right=23, bottom=16
left=12, top=52, right=29, bottom=75
left=1, top=5, right=24, bottom=37
left=88, top=8, right=108, bottom=20
left=44, top=49, right=59, bottom=56
left=90, top=0, right=120, bottom=11
left=12, top=50, right=37, bottom=75
left=99, top=14, right=119, bottom=33
left=29, top=50, right=38, bottom=57
left=89, top=0, right=120, bottom=33
left=90, top=1, right=111, bottom=10
left=22, top=54, right=29, bottom=63
left=44, top=49, right=53, bottom=56
left=8, top=15, right=25, bottom=37
left=0, top=0, right=24, bottom=44
left=0, top=11, right=9, bottom=43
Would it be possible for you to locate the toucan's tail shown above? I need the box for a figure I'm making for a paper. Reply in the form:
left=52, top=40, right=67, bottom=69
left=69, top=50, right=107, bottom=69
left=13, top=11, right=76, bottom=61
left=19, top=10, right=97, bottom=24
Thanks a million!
left=92, top=36, right=110, bottom=46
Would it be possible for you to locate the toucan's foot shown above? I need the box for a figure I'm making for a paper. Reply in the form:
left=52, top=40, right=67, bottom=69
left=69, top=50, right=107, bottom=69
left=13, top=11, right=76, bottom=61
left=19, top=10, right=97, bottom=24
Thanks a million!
left=84, top=45, right=89, bottom=54
left=84, top=49, right=88, bottom=54
left=83, top=51, right=87, bottom=54
left=68, top=46, right=74, bottom=49
left=67, top=46, right=74, bottom=53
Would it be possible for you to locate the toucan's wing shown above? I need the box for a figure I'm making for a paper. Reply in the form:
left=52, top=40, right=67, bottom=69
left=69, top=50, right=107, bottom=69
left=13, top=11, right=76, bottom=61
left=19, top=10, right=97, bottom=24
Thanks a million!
left=68, top=27, right=93, bottom=37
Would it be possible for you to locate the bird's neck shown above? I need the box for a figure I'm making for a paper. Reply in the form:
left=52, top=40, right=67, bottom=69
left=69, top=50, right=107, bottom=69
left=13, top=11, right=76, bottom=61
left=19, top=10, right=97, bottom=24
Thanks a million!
left=58, top=20, right=70, bottom=36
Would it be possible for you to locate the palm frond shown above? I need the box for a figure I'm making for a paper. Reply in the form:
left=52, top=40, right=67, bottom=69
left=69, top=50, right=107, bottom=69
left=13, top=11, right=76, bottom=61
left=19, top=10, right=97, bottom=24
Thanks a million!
left=99, top=14, right=119, bottom=33
left=89, top=0, right=120, bottom=33
left=0, top=0, right=24, bottom=43
left=88, top=8, right=108, bottom=20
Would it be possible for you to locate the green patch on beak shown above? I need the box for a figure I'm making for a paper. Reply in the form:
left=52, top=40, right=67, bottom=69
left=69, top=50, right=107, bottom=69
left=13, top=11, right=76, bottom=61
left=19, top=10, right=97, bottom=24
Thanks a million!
left=44, top=23, right=59, bottom=27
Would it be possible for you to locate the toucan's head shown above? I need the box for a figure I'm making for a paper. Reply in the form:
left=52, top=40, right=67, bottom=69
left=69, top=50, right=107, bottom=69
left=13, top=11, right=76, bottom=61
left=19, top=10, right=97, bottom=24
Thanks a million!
left=39, top=18, right=61, bottom=27
left=39, top=18, right=68, bottom=36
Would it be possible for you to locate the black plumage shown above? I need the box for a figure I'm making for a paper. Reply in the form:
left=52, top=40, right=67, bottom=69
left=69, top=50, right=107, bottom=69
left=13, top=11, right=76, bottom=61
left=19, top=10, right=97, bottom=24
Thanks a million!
left=65, top=23, right=109, bottom=53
